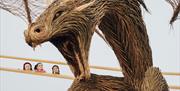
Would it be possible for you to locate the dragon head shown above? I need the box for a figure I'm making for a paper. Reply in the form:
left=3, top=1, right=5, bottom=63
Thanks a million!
left=24, top=0, right=97, bottom=80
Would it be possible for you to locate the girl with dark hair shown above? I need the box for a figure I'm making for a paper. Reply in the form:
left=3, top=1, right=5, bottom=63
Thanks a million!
left=34, top=63, right=46, bottom=73
left=23, top=62, right=32, bottom=71
left=52, top=65, right=60, bottom=74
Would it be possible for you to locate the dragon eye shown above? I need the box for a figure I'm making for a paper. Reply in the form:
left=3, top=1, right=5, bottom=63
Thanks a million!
left=53, top=11, right=64, bottom=21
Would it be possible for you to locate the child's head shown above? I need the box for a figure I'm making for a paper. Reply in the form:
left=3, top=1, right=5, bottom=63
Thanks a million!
left=52, top=65, right=60, bottom=74
left=34, top=63, right=43, bottom=70
left=23, top=62, right=32, bottom=71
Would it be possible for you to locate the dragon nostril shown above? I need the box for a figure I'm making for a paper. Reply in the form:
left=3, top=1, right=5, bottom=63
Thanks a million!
left=34, top=28, right=41, bottom=33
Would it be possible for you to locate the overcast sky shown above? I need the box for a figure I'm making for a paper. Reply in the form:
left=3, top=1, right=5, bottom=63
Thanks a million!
left=0, top=0, right=180, bottom=91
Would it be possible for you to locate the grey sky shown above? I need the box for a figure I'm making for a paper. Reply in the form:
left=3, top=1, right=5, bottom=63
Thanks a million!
left=0, top=0, right=180, bottom=91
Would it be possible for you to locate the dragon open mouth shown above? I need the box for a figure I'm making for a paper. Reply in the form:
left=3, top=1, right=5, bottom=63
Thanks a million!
left=49, top=32, right=90, bottom=80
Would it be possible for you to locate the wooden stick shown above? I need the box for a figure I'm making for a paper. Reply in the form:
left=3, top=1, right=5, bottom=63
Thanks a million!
left=0, top=67, right=74, bottom=80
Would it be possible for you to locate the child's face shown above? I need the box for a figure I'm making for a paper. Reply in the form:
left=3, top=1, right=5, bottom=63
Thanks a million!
left=37, top=64, right=43, bottom=70
left=53, top=67, right=59, bottom=73
left=25, top=64, right=31, bottom=70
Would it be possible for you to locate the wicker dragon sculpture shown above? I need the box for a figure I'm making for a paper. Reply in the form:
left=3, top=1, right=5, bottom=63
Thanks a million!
left=23, top=0, right=169, bottom=90
left=1, top=0, right=179, bottom=90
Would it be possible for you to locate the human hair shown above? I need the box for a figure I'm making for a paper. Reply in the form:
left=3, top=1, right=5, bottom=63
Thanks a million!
left=23, top=62, right=32, bottom=70
left=34, top=63, right=42, bottom=70
left=52, top=65, right=60, bottom=74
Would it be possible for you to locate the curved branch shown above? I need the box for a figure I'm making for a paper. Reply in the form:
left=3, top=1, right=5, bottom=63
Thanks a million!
left=23, top=0, right=32, bottom=24
left=166, top=0, right=180, bottom=24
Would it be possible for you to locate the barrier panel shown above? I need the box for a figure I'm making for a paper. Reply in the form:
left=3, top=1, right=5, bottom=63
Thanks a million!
left=0, top=67, right=180, bottom=90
